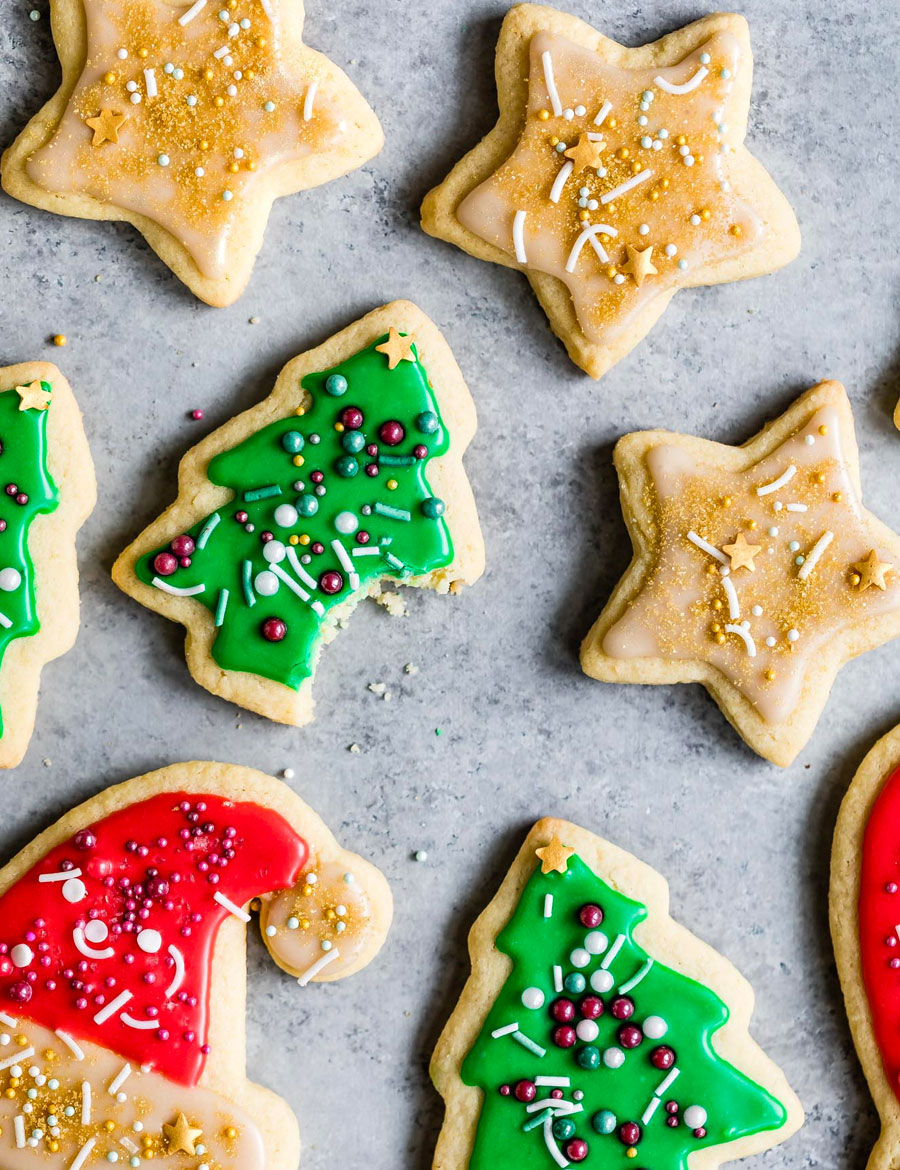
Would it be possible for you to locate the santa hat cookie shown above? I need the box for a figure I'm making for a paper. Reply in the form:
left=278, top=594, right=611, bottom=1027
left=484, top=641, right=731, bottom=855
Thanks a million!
left=0, top=762, right=391, bottom=1170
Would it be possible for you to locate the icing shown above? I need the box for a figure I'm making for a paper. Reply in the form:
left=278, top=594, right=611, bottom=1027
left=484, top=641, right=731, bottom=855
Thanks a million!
left=458, top=31, right=761, bottom=345
left=0, top=382, right=59, bottom=737
left=461, top=845, right=786, bottom=1168
left=26, top=0, right=353, bottom=280
left=601, top=404, right=900, bottom=724
left=0, top=793, right=308, bottom=1085
left=858, top=764, right=900, bottom=1100
left=0, top=1018, right=264, bottom=1170
left=134, top=335, right=454, bottom=691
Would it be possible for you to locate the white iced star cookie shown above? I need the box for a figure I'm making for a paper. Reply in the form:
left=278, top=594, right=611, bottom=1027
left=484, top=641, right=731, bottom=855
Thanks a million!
left=580, top=381, right=900, bottom=766
left=422, top=5, right=800, bottom=379
left=1, top=0, right=383, bottom=305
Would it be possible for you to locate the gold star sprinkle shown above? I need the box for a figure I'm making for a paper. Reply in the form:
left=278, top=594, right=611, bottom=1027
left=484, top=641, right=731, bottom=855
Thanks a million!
left=621, top=245, right=658, bottom=288
left=535, top=837, right=575, bottom=874
left=375, top=328, right=417, bottom=370
left=722, top=531, right=762, bottom=572
left=14, top=382, right=52, bottom=412
left=84, top=109, right=127, bottom=147
left=163, top=1114, right=203, bottom=1156
left=851, top=549, right=893, bottom=592
left=563, top=133, right=606, bottom=174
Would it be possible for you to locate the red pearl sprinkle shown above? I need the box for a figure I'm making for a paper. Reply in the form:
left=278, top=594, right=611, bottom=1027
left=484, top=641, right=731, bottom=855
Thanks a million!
left=693, top=1128, right=707, bottom=1139
left=319, top=571, right=344, bottom=595
left=552, top=1024, right=577, bottom=1048
left=665, top=1101, right=679, bottom=1114
left=650, top=1044, right=676, bottom=1069
left=356, top=531, right=370, bottom=544
left=618, top=1023, right=643, bottom=1049
left=310, top=542, right=324, bottom=555
left=498, top=1084, right=511, bottom=1097
left=666, top=1115, right=680, bottom=1128
left=261, top=618, right=287, bottom=642
left=579, top=995, right=603, bottom=1019
left=15, top=493, right=27, bottom=506
left=4, top=484, right=17, bottom=497
left=153, top=552, right=179, bottom=577
left=310, top=471, right=324, bottom=485
left=513, top=1079, right=536, bottom=1103
left=179, top=557, right=192, bottom=569
left=74, top=830, right=96, bottom=851
left=413, top=444, right=428, bottom=460
left=619, top=1121, right=641, bottom=1146
left=364, top=463, right=379, bottom=477
left=235, top=511, right=249, bottom=524
left=379, top=420, right=405, bottom=446
left=171, top=535, right=195, bottom=557
left=565, top=1139, right=588, bottom=1162
left=579, top=903, right=604, bottom=928
left=610, top=995, right=635, bottom=1020
left=340, top=407, right=364, bottom=430
left=191, top=409, right=204, bottom=420
left=550, top=997, right=576, bottom=1023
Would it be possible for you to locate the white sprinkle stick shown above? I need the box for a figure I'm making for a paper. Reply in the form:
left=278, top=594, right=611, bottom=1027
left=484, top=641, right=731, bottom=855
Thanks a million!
left=297, top=947, right=341, bottom=986
left=119, top=1138, right=139, bottom=1155
left=178, top=0, right=207, bottom=24
left=726, top=624, right=757, bottom=656
left=512, top=210, right=528, bottom=263
left=143, top=68, right=157, bottom=98
left=108, top=1064, right=131, bottom=1096
left=165, top=944, right=186, bottom=998
left=722, top=576, right=740, bottom=620
left=213, top=45, right=231, bottom=58
left=535, top=1076, right=570, bottom=1087
left=601, top=932, right=625, bottom=970
left=286, top=545, right=318, bottom=589
left=73, top=927, right=115, bottom=960
left=491, top=1022, right=519, bottom=1039
left=654, top=65, right=709, bottom=95
left=543, top=1116, right=569, bottom=1168
left=151, top=576, right=205, bottom=597
left=351, top=546, right=381, bottom=557
left=0, top=1048, right=33, bottom=1071
left=756, top=464, right=797, bottom=496
left=303, top=80, right=318, bottom=122
left=56, top=1030, right=85, bottom=1060
left=601, top=169, right=652, bottom=204
left=120, top=1013, right=161, bottom=1031
left=331, top=539, right=360, bottom=591
left=14, top=1115, right=25, bottom=1149
left=552, top=964, right=563, bottom=992
left=594, top=99, right=613, bottom=126
left=69, top=1137, right=96, bottom=1170
left=618, top=957, right=654, bottom=994
left=93, top=990, right=132, bottom=1025
left=0, top=1012, right=16, bottom=1027
left=81, top=1081, right=91, bottom=1125
left=39, top=868, right=82, bottom=882
left=786, top=502, right=808, bottom=512
left=641, top=1095, right=662, bottom=1124
left=565, top=223, right=617, bottom=272
left=543, top=893, right=554, bottom=919
left=687, top=530, right=728, bottom=564
left=541, top=50, right=562, bottom=117
left=213, top=890, right=251, bottom=922
left=798, top=531, right=834, bottom=581
left=655, top=1066, right=681, bottom=1096
left=0, top=612, right=11, bottom=630
left=549, top=160, right=574, bottom=204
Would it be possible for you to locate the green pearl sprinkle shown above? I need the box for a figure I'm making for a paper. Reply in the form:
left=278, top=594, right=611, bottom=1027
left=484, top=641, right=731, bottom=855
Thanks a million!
left=335, top=456, right=359, bottom=478
left=282, top=431, right=305, bottom=454
left=422, top=496, right=445, bottom=519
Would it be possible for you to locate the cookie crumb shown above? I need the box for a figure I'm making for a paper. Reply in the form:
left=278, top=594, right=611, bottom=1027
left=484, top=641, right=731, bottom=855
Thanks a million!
left=413, top=850, right=428, bottom=862
left=367, top=682, right=387, bottom=696
left=41, top=757, right=51, bottom=768
left=374, top=590, right=407, bottom=617
left=348, top=743, right=361, bottom=754
left=404, top=663, right=418, bottom=675
left=249, top=316, right=261, bottom=325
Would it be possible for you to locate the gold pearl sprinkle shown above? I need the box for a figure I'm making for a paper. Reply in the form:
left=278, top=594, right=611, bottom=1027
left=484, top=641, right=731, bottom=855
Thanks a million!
left=292, top=454, right=304, bottom=467
left=819, top=425, right=829, bottom=435
left=579, top=209, right=589, bottom=222
left=104, top=71, right=116, bottom=84
left=747, top=519, right=757, bottom=530
left=701, top=208, right=712, bottom=220
left=299, top=534, right=310, bottom=546
left=52, top=334, right=67, bottom=347
left=387, top=479, right=399, bottom=491
left=764, top=669, right=776, bottom=681
left=721, top=496, right=732, bottom=507
left=661, top=178, right=670, bottom=189
left=711, top=621, right=722, bottom=632
left=729, top=224, right=743, bottom=237
left=15, top=1035, right=28, bottom=1046
left=538, top=109, right=550, bottom=121
left=649, top=190, right=659, bottom=201
left=849, top=572, right=861, bottom=587
left=138, top=47, right=148, bottom=59
left=334, top=422, right=345, bottom=432
left=715, top=633, right=726, bottom=645
left=289, top=534, right=299, bottom=546
left=224, top=1128, right=238, bottom=1140
left=607, top=117, right=618, bottom=129
left=549, top=136, right=559, bottom=147
left=832, top=491, right=843, bottom=502
left=814, top=472, right=826, bottom=485
left=712, top=600, right=723, bottom=612
left=676, top=135, right=687, bottom=146
left=617, top=147, right=629, bottom=159
left=295, top=405, right=306, bottom=416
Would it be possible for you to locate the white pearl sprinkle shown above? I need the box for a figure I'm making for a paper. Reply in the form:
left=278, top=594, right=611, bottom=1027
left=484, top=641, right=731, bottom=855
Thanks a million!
left=665, top=244, right=677, bottom=257
left=787, top=629, right=800, bottom=643
left=130, top=93, right=142, bottom=104
left=638, top=223, right=649, bottom=235
left=195, top=166, right=205, bottom=177
left=125, top=80, right=137, bottom=92
left=751, top=605, right=763, bottom=617
left=574, top=105, right=586, bottom=116
left=117, top=48, right=128, bottom=59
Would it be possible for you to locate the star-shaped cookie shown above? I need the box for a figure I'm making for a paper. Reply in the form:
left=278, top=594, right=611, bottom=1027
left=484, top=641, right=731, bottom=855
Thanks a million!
left=1, top=0, right=383, bottom=306
left=422, top=5, right=799, bottom=379
left=580, top=381, right=900, bottom=766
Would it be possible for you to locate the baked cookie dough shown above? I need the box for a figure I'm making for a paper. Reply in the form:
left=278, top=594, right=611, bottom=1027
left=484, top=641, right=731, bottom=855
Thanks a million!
left=1, top=0, right=383, bottom=305
left=0, top=759, right=391, bottom=1170
left=432, top=818, right=803, bottom=1169
left=112, top=301, right=484, bottom=725
left=421, top=5, right=799, bottom=379
left=581, top=381, right=900, bottom=766
left=0, top=363, right=95, bottom=768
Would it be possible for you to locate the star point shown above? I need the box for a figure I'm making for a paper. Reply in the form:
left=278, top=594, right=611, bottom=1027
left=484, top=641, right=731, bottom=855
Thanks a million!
left=563, top=133, right=606, bottom=174
left=621, top=244, right=658, bottom=288
left=14, top=381, right=52, bottom=412
left=84, top=109, right=127, bottom=147
left=535, top=837, right=575, bottom=874
left=852, top=550, right=893, bottom=592
left=722, top=531, right=762, bottom=572
left=163, top=1114, right=203, bottom=1156
left=375, top=328, right=417, bottom=370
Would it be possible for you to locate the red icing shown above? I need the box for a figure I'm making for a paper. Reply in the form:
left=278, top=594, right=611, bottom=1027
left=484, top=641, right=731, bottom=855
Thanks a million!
left=0, top=792, right=307, bottom=1085
left=860, top=764, right=900, bottom=1098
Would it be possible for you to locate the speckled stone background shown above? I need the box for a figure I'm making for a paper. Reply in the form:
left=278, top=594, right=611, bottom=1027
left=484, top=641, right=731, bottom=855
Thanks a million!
left=0, top=0, right=897, bottom=1165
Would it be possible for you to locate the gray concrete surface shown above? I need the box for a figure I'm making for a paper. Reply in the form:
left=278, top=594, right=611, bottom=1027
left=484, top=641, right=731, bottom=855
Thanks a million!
left=0, top=0, right=897, bottom=1165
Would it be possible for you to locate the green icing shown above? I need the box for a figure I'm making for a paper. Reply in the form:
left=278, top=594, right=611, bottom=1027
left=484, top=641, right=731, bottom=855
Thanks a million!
left=0, top=383, right=59, bottom=737
left=460, top=853, right=786, bottom=1169
left=135, top=336, right=454, bottom=690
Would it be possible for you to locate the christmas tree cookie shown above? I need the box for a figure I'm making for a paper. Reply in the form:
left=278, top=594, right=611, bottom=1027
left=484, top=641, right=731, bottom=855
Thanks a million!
left=580, top=381, right=900, bottom=766
left=832, top=724, right=900, bottom=1170
left=0, top=363, right=95, bottom=769
left=433, top=819, right=803, bottom=1170
left=0, top=760, right=391, bottom=1170
left=421, top=6, right=799, bottom=379
left=112, top=302, right=484, bottom=725
left=1, top=0, right=383, bottom=305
